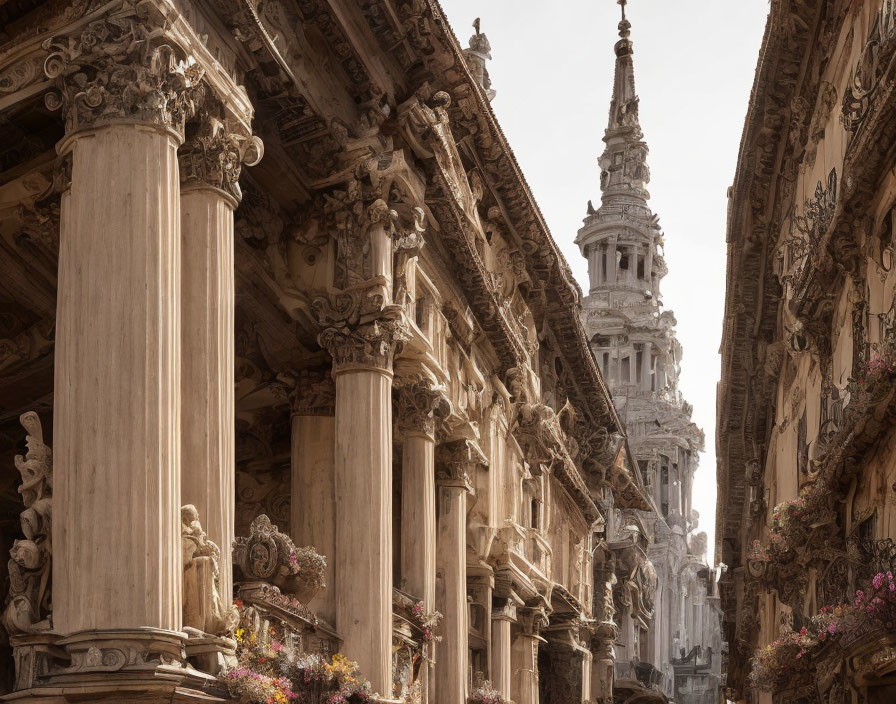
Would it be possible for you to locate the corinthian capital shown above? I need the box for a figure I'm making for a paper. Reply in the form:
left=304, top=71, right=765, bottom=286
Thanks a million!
left=42, top=4, right=204, bottom=138
left=396, top=378, right=450, bottom=438
left=435, top=439, right=487, bottom=489
left=179, top=115, right=263, bottom=204
left=318, top=319, right=409, bottom=374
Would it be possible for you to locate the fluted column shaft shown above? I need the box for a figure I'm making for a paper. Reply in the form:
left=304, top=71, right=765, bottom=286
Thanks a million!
left=335, top=367, right=393, bottom=694
left=436, top=481, right=469, bottom=704
left=290, top=370, right=337, bottom=624
left=402, top=433, right=436, bottom=606
left=54, top=123, right=183, bottom=634
left=491, top=600, right=516, bottom=699
left=180, top=186, right=236, bottom=607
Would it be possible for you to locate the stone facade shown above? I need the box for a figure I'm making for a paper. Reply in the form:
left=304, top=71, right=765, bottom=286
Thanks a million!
left=0, top=2, right=655, bottom=703
left=577, top=4, right=722, bottom=703
left=719, top=1, right=896, bottom=702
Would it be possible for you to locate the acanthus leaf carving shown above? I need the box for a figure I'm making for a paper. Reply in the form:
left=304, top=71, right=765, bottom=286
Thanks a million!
left=396, top=378, right=450, bottom=437
left=179, top=113, right=263, bottom=203
left=42, top=3, right=205, bottom=137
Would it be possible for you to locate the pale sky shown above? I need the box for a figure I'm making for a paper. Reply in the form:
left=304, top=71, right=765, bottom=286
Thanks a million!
left=439, top=0, right=771, bottom=563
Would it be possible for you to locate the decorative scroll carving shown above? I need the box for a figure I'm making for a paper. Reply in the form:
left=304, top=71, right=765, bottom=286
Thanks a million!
left=181, top=505, right=233, bottom=635
left=42, top=3, right=204, bottom=136
left=2, top=412, right=52, bottom=637
left=396, top=378, right=450, bottom=437
left=842, top=2, right=896, bottom=135
left=179, top=115, right=263, bottom=202
left=232, top=515, right=326, bottom=604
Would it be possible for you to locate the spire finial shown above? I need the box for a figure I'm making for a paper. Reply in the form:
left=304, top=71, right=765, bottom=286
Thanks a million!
left=617, top=0, right=631, bottom=40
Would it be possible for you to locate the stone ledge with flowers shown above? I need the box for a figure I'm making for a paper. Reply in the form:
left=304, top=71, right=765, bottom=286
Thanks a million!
left=467, top=677, right=509, bottom=704
left=223, top=601, right=374, bottom=704
left=749, top=572, right=896, bottom=693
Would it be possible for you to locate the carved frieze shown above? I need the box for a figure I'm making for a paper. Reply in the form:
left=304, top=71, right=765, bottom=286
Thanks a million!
left=42, top=3, right=204, bottom=137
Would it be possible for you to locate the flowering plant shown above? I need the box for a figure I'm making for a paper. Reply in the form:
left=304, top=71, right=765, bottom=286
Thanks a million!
left=748, top=626, right=818, bottom=690
left=222, top=668, right=298, bottom=704
left=858, top=346, right=896, bottom=387
left=224, top=605, right=372, bottom=704
left=410, top=601, right=443, bottom=646
left=280, top=652, right=372, bottom=704
left=770, top=498, right=806, bottom=530
left=749, top=572, right=896, bottom=691
left=468, top=680, right=508, bottom=704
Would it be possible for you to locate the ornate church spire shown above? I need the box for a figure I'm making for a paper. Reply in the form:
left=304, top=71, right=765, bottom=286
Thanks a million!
left=598, top=0, right=650, bottom=206
left=607, top=0, right=641, bottom=138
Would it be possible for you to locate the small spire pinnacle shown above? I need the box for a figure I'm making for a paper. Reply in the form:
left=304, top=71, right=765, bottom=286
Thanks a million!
left=618, top=0, right=632, bottom=40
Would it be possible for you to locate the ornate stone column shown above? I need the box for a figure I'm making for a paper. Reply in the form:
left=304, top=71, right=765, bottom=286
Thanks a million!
left=179, top=113, right=262, bottom=611
left=397, top=379, right=448, bottom=607
left=290, top=367, right=337, bottom=624
left=44, top=11, right=201, bottom=665
left=397, top=378, right=448, bottom=703
left=590, top=560, right=618, bottom=704
left=435, top=440, right=480, bottom=704
left=491, top=595, right=519, bottom=699
left=511, top=607, right=547, bottom=704
left=318, top=312, right=407, bottom=697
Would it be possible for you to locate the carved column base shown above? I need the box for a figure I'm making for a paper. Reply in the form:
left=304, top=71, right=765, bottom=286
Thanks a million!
left=8, top=635, right=66, bottom=693
left=1, top=629, right=234, bottom=703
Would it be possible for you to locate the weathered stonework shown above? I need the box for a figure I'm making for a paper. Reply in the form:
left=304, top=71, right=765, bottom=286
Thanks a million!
left=719, top=1, right=896, bottom=702
left=0, top=0, right=649, bottom=701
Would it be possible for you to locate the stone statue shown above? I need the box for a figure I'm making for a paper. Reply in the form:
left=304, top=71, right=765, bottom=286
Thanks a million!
left=2, top=412, right=52, bottom=636
left=182, top=504, right=232, bottom=635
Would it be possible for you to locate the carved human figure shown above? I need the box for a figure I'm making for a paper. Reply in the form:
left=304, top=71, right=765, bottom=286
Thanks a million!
left=181, top=504, right=231, bottom=634
left=2, top=412, right=52, bottom=636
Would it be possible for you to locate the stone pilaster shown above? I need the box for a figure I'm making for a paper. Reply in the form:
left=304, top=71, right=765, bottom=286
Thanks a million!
left=435, top=440, right=481, bottom=704
left=179, top=112, right=262, bottom=616
left=290, top=366, right=337, bottom=624
left=45, top=8, right=201, bottom=644
left=317, top=301, right=408, bottom=697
